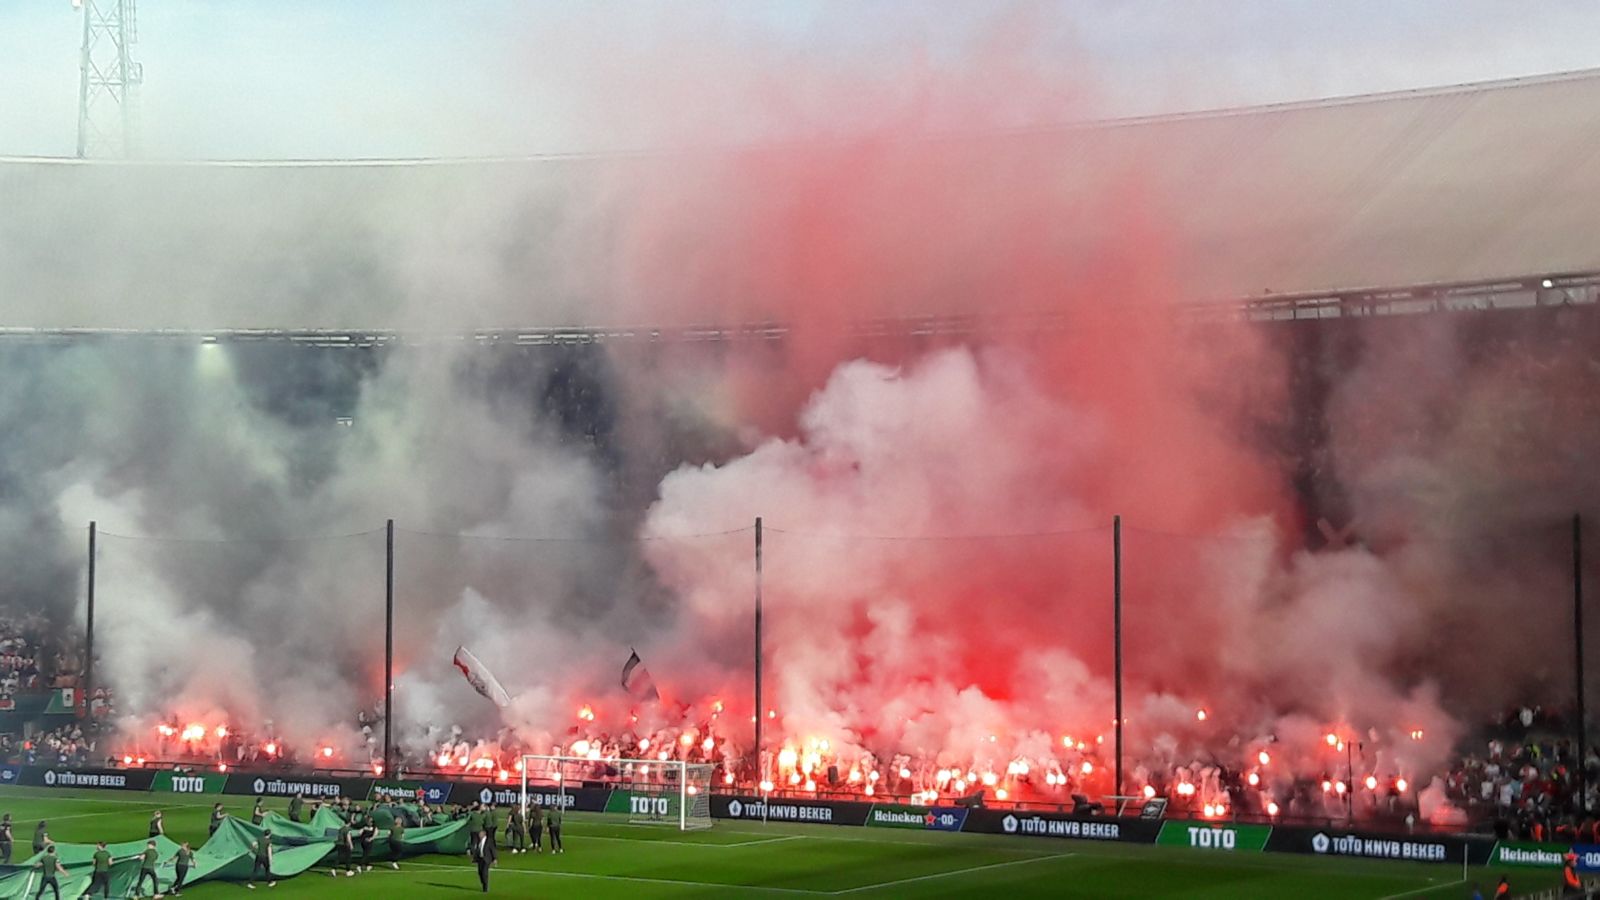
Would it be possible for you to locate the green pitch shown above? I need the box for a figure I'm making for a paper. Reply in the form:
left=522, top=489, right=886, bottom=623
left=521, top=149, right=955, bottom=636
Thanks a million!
left=0, top=787, right=1555, bottom=898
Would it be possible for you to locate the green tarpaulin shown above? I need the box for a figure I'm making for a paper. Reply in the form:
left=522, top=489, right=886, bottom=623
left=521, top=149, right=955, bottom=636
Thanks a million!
left=0, top=805, right=467, bottom=896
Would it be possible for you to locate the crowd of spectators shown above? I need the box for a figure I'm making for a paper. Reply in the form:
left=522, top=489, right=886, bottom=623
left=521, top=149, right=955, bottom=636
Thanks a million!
left=1441, top=706, right=1600, bottom=839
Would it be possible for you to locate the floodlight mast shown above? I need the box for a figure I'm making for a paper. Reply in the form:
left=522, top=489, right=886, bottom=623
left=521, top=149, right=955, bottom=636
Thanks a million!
left=76, top=0, right=142, bottom=158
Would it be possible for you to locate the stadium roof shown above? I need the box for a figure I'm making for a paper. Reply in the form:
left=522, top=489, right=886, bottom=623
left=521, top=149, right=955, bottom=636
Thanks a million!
left=3, top=68, right=1600, bottom=332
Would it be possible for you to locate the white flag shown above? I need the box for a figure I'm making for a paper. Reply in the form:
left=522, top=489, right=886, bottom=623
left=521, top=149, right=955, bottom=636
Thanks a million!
left=452, top=645, right=512, bottom=708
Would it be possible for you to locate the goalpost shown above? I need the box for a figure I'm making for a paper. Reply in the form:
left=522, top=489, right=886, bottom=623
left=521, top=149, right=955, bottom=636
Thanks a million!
left=520, top=754, right=714, bottom=831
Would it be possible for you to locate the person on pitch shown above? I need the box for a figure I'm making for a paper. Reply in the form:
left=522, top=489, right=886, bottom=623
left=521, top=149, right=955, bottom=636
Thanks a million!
left=331, top=815, right=355, bottom=877
left=358, top=805, right=376, bottom=871
left=208, top=803, right=225, bottom=836
left=173, top=841, right=194, bottom=895
left=31, top=819, right=47, bottom=855
left=465, top=801, right=485, bottom=848
left=484, top=803, right=500, bottom=859
left=0, top=812, right=12, bottom=864
left=133, top=839, right=161, bottom=898
left=472, top=829, right=494, bottom=893
left=387, top=811, right=405, bottom=870
left=288, top=792, right=304, bottom=824
left=85, top=841, right=113, bottom=898
left=546, top=804, right=563, bottom=854
left=33, top=840, right=66, bottom=900
left=506, top=802, right=526, bottom=854
left=529, top=800, right=543, bottom=853
left=148, top=809, right=164, bottom=837
left=250, top=797, right=266, bottom=826
left=246, top=829, right=275, bottom=889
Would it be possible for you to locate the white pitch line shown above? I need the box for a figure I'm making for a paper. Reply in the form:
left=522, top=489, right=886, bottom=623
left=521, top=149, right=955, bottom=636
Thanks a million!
left=1376, top=879, right=1461, bottom=900
left=392, top=860, right=833, bottom=895
left=828, top=852, right=1074, bottom=894
left=721, top=835, right=807, bottom=848
left=710, top=827, right=1053, bottom=852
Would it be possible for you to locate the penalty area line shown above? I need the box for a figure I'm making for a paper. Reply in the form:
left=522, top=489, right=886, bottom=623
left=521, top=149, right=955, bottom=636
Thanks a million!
left=829, top=853, right=1075, bottom=894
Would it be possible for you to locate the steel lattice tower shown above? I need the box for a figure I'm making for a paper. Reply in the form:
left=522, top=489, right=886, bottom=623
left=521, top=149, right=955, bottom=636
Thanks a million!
left=75, top=0, right=142, bottom=158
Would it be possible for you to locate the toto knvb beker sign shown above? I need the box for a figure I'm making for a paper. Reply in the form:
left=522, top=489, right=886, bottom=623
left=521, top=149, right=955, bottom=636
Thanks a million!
left=222, top=773, right=369, bottom=799
left=963, top=809, right=1158, bottom=843
left=23, top=767, right=153, bottom=791
left=712, top=796, right=871, bottom=827
left=1310, top=831, right=1448, bottom=862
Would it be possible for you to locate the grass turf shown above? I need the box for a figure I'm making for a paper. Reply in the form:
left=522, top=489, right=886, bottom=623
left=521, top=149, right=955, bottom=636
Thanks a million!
left=0, top=786, right=1558, bottom=898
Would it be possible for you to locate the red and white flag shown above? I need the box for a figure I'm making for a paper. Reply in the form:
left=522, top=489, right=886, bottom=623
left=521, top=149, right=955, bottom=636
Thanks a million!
left=453, top=645, right=512, bottom=708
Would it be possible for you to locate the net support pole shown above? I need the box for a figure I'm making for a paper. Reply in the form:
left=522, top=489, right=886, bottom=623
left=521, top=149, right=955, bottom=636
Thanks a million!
left=384, top=518, right=395, bottom=776
left=1576, top=513, right=1587, bottom=812
left=754, top=516, right=763, bottom=787
left=84, top=521, right=96, bottom=717
left=680, top=760, right=687, bottom=831
left=1113, top=515, right=1123, bottom=802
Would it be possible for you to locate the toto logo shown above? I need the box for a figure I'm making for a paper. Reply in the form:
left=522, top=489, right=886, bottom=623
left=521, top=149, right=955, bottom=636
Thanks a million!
left=1312, top=833, right=1331, bottom=854
left=43, top=771, right=56, bottom=786
left=252, top=779, right=267, bottom=794
left=727, top=800, right=743, bottom=818
left=479, top=788, right=493, bottom=805
left=1002, top=815, right=1018, bottom=834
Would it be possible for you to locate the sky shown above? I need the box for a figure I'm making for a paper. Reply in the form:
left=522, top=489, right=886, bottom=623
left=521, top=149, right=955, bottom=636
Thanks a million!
left=3, top=0, right=1600, bottom=160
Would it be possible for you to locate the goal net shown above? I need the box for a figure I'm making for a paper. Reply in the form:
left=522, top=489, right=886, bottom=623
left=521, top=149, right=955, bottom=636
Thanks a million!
left=520, top=754, right=714, bottom=831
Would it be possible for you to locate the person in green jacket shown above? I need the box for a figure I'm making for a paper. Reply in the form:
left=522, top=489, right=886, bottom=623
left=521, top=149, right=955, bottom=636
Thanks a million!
left=173, top=841, right=194, bottom=896
left=250, top=797, right=266, bottom=826
left=330, top=819, right=355, bottom=878
left=546, top=805, right=563, bottom=854
left=148, top=809, right=164, bottom=837
left=288, top=792, right=305, bottom=823
left=134, top=839, right=160, bottom=898
left=387, top=814, right=405, bottom=870
left=506, top=803, right=526, bottom=854
left=30, top=819, right=47, bottom=855
left=484, top=803, right=500, bottom=856
left=85, top=841, right=113, bottom=899
left=247, top=829, right=276, bottom=889
left=465, top=802, right=486, bottom=850
left=33, top=842, right=66, bottom=900
left=208, top=803, right=225, bottom=836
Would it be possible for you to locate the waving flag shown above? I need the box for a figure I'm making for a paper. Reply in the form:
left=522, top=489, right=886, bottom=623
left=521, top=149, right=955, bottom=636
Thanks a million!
left=621, top=649, right=660, bottom=702
left=453, top=645, right=512, bottom=708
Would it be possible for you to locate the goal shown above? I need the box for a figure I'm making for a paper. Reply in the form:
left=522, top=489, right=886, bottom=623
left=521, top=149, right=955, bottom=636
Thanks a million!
left=520, top=754, right=714, bottom=831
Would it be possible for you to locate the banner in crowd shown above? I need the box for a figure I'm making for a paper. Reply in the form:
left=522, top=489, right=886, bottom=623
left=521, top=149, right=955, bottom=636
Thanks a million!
left=1155, top=821, right=1271, bottom=852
